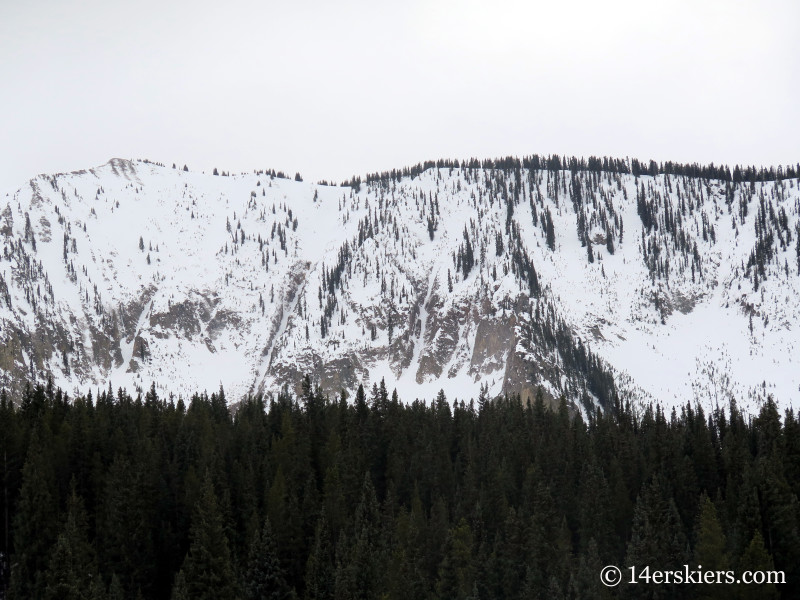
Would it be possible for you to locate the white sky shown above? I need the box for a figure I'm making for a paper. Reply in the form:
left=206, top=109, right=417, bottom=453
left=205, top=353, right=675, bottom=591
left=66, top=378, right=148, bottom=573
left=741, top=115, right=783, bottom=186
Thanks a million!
left=1, top=0, right=798, bottom=193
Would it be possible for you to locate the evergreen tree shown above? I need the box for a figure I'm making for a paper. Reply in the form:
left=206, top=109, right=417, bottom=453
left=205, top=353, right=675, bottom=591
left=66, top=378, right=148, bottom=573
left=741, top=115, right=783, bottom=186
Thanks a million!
left=736, top=531, right=779, bottom=600
left=170, top=571, right=190, bottom=600
left=178, top=473, right=238, bottom=599
left=435, top=518, right=476, bottom=600
left=108, top=574, right=125, bottom=600
left=333, top=474, right=384, bottom=600
left=9, top=428, right=59, bottom=599
left=545, top=208, right=556, bottom=251
left=567, top=538, right=610, bottom=600
left=242, top=519, right=292, bottom=600
left=624, top=474, right=687, bottom=599
left=305, top=513, right=335, bottom=600
left=693, top=495, right=729, bottom=600
left=42, top=484, right=101, bottom=600
left=385, top=499, right=429, bottom=600
left=98, top=454, right=155, bottom=596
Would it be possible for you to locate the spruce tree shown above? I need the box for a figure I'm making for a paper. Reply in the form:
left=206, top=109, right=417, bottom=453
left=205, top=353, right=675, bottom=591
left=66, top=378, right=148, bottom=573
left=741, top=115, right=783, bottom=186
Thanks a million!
left=170, top=571, right=190, bottom=600
left=334, top=474, right=384, bottom=600
left=242, top=519, right=292, bottom=600
left=42, top=484, right=101, bottom=600
left=692, top=495, right=729, bottom=600
left=9, top=428, right=59, bottom=599
left=108, top=574, right=125, bottom=600
left=98, top=454, right=155, bottom=596
left=567, top=538, right=610, bottom=600
left=737, top=531, right=779, bottom=600
left=178, top=472, right=237, bottom=599
left=545, top=208, right=556, bottom=251
left=624, top=474, right=687, bottom=599
left=435, top=518, right=476, bottom=600
left=305, top=512, right=335, bottom=600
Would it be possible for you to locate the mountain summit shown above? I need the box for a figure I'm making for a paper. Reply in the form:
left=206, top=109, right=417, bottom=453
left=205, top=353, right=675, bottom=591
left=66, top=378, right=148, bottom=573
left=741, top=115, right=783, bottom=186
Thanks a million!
left=1, top=157, right=798, bottom=412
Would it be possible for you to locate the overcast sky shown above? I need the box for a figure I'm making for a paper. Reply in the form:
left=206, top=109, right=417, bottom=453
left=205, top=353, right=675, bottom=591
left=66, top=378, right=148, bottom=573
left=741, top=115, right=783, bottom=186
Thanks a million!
left=2, top=0, right=798, bottom=193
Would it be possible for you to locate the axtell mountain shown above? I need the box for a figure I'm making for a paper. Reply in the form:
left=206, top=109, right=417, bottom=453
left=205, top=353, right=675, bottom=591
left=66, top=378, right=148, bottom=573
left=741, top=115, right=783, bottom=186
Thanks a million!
left=1, top=156, right=799, bottom=412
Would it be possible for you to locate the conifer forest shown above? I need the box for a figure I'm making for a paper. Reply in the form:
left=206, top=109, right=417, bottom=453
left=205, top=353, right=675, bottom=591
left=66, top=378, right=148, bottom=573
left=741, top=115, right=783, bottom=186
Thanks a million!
left=0, top=377, right=798, bottom=599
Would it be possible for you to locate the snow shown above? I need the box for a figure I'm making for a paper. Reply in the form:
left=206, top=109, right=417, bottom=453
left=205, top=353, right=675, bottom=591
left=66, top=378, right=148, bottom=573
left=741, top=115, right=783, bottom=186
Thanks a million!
left=0, top=159, right=798, bottom=414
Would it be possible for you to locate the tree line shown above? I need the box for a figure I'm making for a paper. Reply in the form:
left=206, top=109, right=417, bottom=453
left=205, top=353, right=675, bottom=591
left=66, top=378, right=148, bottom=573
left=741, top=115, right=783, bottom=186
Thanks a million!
left=345, top=154, right=799, bottom=188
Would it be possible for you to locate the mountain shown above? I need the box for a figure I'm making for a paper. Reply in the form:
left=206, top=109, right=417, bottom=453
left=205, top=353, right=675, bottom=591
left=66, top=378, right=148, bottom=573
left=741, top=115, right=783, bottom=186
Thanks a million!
left=1, top=156, right=798, bottom=412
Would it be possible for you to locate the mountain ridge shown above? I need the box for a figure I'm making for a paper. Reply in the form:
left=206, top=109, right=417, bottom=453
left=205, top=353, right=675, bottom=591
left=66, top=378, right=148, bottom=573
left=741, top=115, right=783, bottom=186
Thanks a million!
left=1, top=156, right=798, bottom=412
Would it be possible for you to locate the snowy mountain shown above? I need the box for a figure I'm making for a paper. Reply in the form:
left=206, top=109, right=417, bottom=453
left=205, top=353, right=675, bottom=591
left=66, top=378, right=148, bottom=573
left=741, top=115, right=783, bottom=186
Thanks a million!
left=1, top=156, right=799, bottom=412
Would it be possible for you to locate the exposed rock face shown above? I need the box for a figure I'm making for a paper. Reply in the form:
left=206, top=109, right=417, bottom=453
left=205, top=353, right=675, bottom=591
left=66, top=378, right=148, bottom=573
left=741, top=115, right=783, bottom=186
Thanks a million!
left=1, top=158, right=799, bottom=412
left=470, top=314, right=515, bottom=378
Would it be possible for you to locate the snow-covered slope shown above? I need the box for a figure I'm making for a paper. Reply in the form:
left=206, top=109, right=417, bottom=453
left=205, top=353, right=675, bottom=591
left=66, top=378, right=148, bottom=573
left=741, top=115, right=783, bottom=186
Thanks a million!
left=1, top=157, right=798, bottom=412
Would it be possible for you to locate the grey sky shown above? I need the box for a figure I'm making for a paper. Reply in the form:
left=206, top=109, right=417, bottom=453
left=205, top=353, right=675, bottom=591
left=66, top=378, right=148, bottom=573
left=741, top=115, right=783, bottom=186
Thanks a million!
left=2, top=0, right=798, bottom=193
